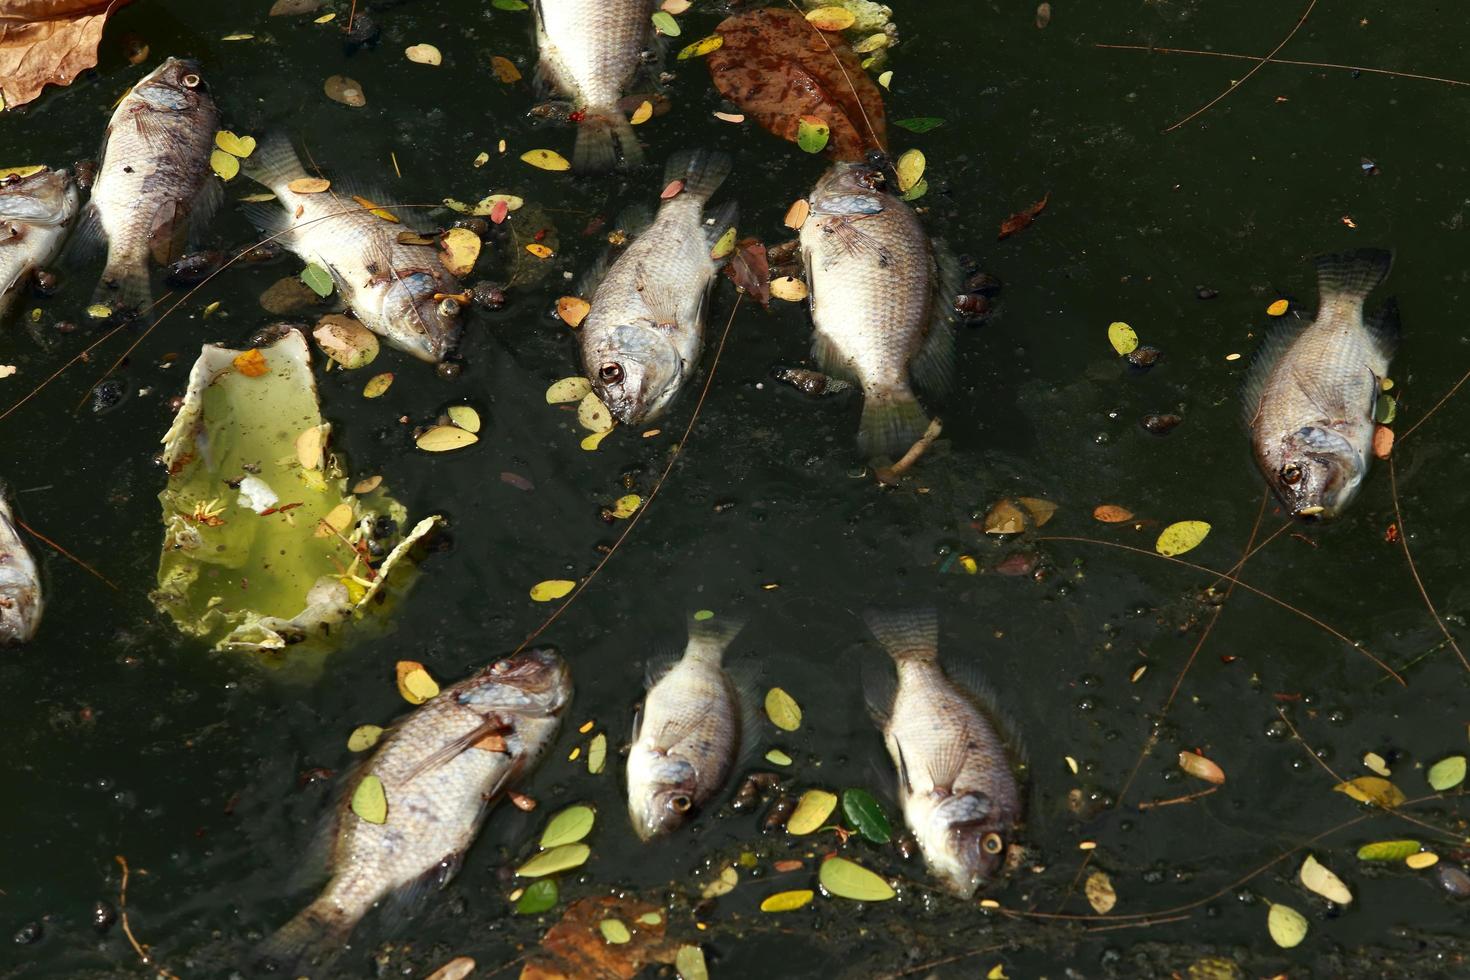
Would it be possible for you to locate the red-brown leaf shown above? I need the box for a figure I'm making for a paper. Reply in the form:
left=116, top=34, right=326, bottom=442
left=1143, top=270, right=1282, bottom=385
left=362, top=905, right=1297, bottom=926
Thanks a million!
left=723, top=237, right=770, bottom=307
left=520, top=897, right=679, bottom=980
left=998, top=192, right=1051, bottom=241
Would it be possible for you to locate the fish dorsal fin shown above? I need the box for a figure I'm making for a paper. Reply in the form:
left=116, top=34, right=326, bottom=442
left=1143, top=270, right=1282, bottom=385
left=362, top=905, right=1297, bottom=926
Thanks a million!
left=1240, top=316, right=1309, bottom=428
left=1365, top=296, right=1401, bottom=361
left=642, top=644, right=684, bottom=689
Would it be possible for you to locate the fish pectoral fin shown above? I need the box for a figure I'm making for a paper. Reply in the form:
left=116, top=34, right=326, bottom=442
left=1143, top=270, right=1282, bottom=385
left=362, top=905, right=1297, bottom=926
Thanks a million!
left=402, top=713, right=512, bottom=782
left=922, top=721, right=972, bottom=796
left=892, top=736, right=914, bottom=795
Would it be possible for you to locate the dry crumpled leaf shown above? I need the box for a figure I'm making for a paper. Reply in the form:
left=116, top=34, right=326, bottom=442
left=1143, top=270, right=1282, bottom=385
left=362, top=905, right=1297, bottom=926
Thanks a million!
left=723, top=237, right=770, bottom=307
left=0, top=0, right=134, bottom=110
left=707, top=8, right=885, bottom=162
left=998, top=192, right=1050, bottom=240
left=1084, top=869, right=1117, bottom=913
left=520, top=896, right=680, bottom=980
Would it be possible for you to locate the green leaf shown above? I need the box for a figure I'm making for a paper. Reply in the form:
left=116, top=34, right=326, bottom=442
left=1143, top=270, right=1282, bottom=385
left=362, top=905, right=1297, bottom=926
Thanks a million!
left=818, top=856, right=895, bottom=901
left=893, top=117, right=946, bottom=133
left=899, top=177, right=927, bottom=202
left=539, top=804, right=596, bottom=848
left=796, top=116, right=830, bottom=154
left=841, top=788, right=892, bottom=844
left=599, top=918, right=631, bottom=944
left=516, top=843, right=590, bottom=877
left=514, top=879, right=558, bottom=915
left=1155, top=520, right=1211, bottom=557
left=693, top=609, right=715, bottom=621
left=675, top=945, right=709, bottom=980
left=300, top=262, right=334, bottom=298
left=1356, top=839, right=1420, bottom=861
left=492, top=0, right=529, bottom=8
left=347, top=724, right=384, bottom=752
left=350, top=774, right=388, bottom=824
left=1428, top=755, right=1466, bottom=791
left=1374, top=392, right=1397, bottom=425
left=651, top=10, right=681, bottom=35
left=765, top=748, right=793, bottom=767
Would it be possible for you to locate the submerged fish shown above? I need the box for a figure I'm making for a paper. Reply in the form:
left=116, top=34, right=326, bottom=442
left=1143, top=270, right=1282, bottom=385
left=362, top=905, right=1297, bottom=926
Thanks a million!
left=243, top=138, right=464, bottom=362
left=533, top=0, right=652, bottom=171
left=627, top=615, right=745, bottom=839
left=1244, top=248, right=1398, bottom=520
left=580, top=149, right=737, bottom=425
left=0, top=168, right=78, bottom=322
left=0, top=490, right=42, bottom=644
left=800, top=158, right=956, bottom=458
left=72, top=58, right=219, bottom=315
left=258, top=649, right=572, bottom=972
left=864, top=609, right=1020, bottom=897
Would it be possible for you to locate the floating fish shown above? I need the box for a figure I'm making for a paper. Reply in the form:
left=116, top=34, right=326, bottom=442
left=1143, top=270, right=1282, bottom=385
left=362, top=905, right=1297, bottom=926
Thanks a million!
left=0, top=167, right=78, bottom=322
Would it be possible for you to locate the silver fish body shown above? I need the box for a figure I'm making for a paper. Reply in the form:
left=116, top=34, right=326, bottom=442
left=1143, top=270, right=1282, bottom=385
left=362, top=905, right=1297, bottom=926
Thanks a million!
left=0, top=493, right=42, bottom=644
left=77, top=58, right=219, bottom=314
left=864, top=609, right=1019, bottom=898
left=533, top=0, right=652, bottom=170
left=0, top=168, right=78, bottom=322
left=627, top=616, right=744, bottom=839
left=244, top=138, right=463, bottom=362
left=258, top=649, right=572, bottom=971
left=800, top=160, right=955, bottom=458
left=1244, top=249, right=1397, bottom=520
left=580, top=149, right=737, bottom=424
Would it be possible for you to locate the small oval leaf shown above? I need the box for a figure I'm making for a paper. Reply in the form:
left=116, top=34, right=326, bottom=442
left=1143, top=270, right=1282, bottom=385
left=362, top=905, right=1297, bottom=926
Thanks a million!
left=760, top=889, right=814, bottom=912
left=819, top=856, right=895, bottom=901
left=530, top=579, right=576, bottom=602
left=1299, top=854, right=1352, bottom=905
left=516, top=842, right=590, bottom=877
left=514, top=878, right=558, bottom=915
left=765, top=687, right=802, bottom=731
left=521, top=148, right=572, bottom=171
left=417, top=425, right=479, bottom=452
left=350, top=774, right=388, bottom=824
left=396, top=660, right=440, bottom=704
left=1107, top=321, right=1139, bottom=356
left=841, top=788, right=892, bottom=844
left=1356, top=839, right=1421, bottom=862
left=347, top=724, right=384, bottom=752
left=787, top=789, right=837, bottom=835
left=1155, top=520, right=1211, bottom=557
left=539, top=804, right=596, bottom=848
left=1428, top=755, right=1466, bottom=791
left=546, top=376, right=593, bottom=403
left=1266, top=902, right=1308, bottom=948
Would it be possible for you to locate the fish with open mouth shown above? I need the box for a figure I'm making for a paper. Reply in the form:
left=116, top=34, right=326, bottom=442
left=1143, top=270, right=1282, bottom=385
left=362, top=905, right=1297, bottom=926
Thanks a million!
left=1243, top=248, right=1398, bottom=520
left=0, top=167, right=78, bottom=322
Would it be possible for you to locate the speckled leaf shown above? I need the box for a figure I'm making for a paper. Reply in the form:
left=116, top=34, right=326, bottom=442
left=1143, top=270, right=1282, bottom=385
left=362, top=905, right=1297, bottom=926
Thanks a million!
left=1266, top=902, right=1308, bottom=948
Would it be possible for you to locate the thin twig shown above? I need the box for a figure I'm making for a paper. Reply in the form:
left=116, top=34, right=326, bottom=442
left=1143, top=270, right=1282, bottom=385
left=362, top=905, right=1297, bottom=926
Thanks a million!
left=1387, top=456, right=1468, bottom=673
left=1096, top=43, right=1470, bottom=89
left=1399, top=363, right=1470, bottom=442
left=114, top=855, right=180, bottom=979
left=1136, top=786, right=1219, bottom=810
left=873, top=417, right=942, bottom=485
left=1161, top=0, right=1319, bottom=133
left=876, top=942, right=1012, bottom=979
left=14, top=518, right=118, bottom=591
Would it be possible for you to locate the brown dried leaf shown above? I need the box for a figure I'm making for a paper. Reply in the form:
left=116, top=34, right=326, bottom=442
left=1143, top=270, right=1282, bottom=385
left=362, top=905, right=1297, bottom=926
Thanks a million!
left=520, top=897, right=680, bottom=980
left=1178, top=750, right=1226, bottom=785
left=998, top=192, right=1051, bottom=240
left=723, top=237, right=770, bottom=307
left=983, top=499, right=1026, bottom=535
left=1092, top=504, right=1135, bottom=524
left=707, top=8, right=885, bottom=162
left=0, top=0, right=134, bottom=111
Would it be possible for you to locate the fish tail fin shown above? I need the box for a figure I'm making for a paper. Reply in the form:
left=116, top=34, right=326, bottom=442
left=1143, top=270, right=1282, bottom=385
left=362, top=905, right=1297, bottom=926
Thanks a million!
left=863, top=608, right=940, bottom=664
left=243, top=134, right=309, bottom=190
left=857, top=385, right=930, bottom=459
left=254, top=898, right=354, bottom=975
left=664, top=148, right=732, bottom=201
left=685, top=612, right=745, bottom=664
left=574, top=108, right=641, bottom=172
left=1315, top=248, right=1392, bottom=305
left=93, top=251, right=151, bottom=316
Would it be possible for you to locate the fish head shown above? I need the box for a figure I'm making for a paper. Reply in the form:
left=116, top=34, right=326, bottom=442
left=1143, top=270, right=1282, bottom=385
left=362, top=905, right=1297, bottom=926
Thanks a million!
left=810, top=159, right=892, bottom=217
left=627, top=753, right=699, bottom=840
left=132, top=58, right=211, bottom=113
left=916, top=790, right=1010, bottom=897
left=587, top=324, right=683, bottom=425
left=1263, top=424, right=1364, bottom=520
left=461, top=648, right=572, bottom=717
left=0, top=168, right=77, bottom=225
left=380, top=271, right=462, bottom=362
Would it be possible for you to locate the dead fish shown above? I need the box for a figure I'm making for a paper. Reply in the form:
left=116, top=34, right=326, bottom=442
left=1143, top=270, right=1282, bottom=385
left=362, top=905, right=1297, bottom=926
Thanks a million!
left=242, top=137, right=463, bottom=362
left=0, top=168, right=78, bottom=322
left=533, top=0, right=653, bottom=171
left=864, top=609, right=1020, bottom=898
left=800, top=158, right=956, bottom=458
left=626, top=614, right=745, bottom=839
left=70, top=58, right=219, bottom=315
left=257, top=648, right=572, bottom=973
left=0, top=490, right=42, bottom=644
left=580, top=149, right=737, bottom=424
left=1244, top=248, right=1397, bottom=520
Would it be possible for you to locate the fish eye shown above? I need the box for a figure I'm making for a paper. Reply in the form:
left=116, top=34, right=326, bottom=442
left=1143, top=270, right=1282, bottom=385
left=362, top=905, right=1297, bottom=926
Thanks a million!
left=1281, top=463, right=1302, bottom=486
left=981, top=833, right=1004, bottom=855
left=599, top=362, right=624, bottom=384
left=182, top=73, right=201, bottom=89
left=437, top=297, right=461, bottom=318
left=670, top=794, right=692, bottom=813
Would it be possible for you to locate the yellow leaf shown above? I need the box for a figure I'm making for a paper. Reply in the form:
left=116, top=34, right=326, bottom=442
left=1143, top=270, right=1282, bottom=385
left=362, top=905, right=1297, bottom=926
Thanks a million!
left=786, top=789, right=837, bottom=834
left=577, top=392, right=614, bottom=432
left=709, top=225, right=737, bottom=260
left=491, top=55, right=522, bottom=82
left=521, top=148, right=572, bottom=171
left=557, top=296, right=591, bottom=327
left=416, top=425, right=479, bottom=452
left=1154, top=520, right=1211, bottom=557
left=363, top=372, right=394, bottom=398
left=983, top=499, right=1026, bottom=535
left=1267, top=299, right=1289, bottom=317
left=448, top=405, right=481, bottom=433
left=350, top=774, right=388, bottom=824
left=314, top=502, right=355, bottom=538
left=1015, top=496, right=1057, bottom=528
left=878, top=70, right=893, bottom=89
left=1266, top=902, right=1308, bottom=948
left=405, top=43, right=442, bottom=66
left=530, top=579, right=576, bottom=602
left=314, top=314, right=379, bottom=369
left=209, top=149, right=240, bottom=180
left=764, top=687, right=802, bottom=731
left=526, top=242, right=554, bottom=259
left=806, top=6, right=856, bottom=30
left=587, top=732, right=607, bottom=773
left=580, top=428, right=613, bottom=451
left=677, top=34, right=725, bottom=59
left=1333, top=776, right=1406, bottom=808
left=1406, top=851, right=1439, bottom=869
left=760, top=889, right=814, bottom=912
left=894, top=149, right=925, bottom=193
left=233, top=348, right=269, bottom=377
left=396, top=660, right=440, bottom=704
left=1299, top=854, right=1352, bottom=905
left=853, top=33, right=890, bottom=53
left=1084, top=870, right=1116, bottom=913
left=296, top=425, right=326, bottom=470
left=0, top=165, right=43, bottom=180
left=214, top=130, right=256, bottom=158
left=347, top=725, right=384, bottom=752
left=221, top=33, right=255, bottom=41
left=769, top=276, right=808, bottom=302
left=610, top=494, right=641, bottom=519
left=440, top=227, right=482, bottom=277
left=287, top=176, right=331, bottom=194
left=630, top=100, right=653, bottom=125
left=314, top=11, right=335, bottom=23
left=351, top=194, right=400, bottom=222
left=1107, top=321, right=1138, bottom=355
left=353, top=475, right=383, bottom=494
left=546, top=376, right=593, bottom=403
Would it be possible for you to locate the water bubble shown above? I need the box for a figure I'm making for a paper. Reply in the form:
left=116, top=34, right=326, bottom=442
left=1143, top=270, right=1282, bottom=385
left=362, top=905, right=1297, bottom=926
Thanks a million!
left=13, top=922, right=41, bottom=945
left=1265, top=719, right=1289, bottom=740
left=1075, top=697, right=1097, bottom=712
left=1328, top=708, right=1349, bottom=725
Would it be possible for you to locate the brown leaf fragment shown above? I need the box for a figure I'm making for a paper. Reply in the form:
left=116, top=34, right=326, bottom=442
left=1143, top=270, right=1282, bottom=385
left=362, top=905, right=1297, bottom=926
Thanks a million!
left=1092, top=504, right=1135, bottom=523
left=520, top=897, right=680, bottom=980
left=1178, top=750, right=1226, bottom=785
left=723, top=237, right=770, bottom=307
left=998, top=192, right=1051, bottom=240
left=983, top=499, right=1027, bottom=535
left=0, top=0, right=134, bottom=111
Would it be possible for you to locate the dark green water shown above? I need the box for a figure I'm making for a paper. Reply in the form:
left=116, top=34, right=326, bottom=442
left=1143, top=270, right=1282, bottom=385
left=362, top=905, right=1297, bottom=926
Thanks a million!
left=2, top=1, right=1468, bottom=977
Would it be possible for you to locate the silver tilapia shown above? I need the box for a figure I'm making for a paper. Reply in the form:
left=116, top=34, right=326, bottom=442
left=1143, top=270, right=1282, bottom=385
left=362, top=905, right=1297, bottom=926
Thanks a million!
left=533, top=0, right=653, bottom=171
left=1244, top=249, right=1397, bottom=520
left=0, top=491, right=42, bottom=644
left=258, top=648, right=572, bottom=972
left=800, top=159, right=956, bottom=458
left=0, top=168, right=78, bottom=322
left=864, top=609, right=1020, bottom=897
left=243, top=138, right=464, bottom=362
left=627, top=615, right=744, bottom=839
left=580, top=149, right=737, bottom=424
left=73, top=58, right=219, bottom=315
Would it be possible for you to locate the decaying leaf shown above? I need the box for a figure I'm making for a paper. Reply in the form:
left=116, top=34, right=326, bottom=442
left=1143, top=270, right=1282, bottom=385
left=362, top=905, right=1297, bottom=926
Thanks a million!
left=1372, top=424, right=1395, bottom=459
left=0, top=0, right=135, bottom=111
left=426, top=957, right=477, bottom=980
left=997, top=192, right=1050, bottom=240
left=522, top=148, right=572, bottom=172
left=983, top=499, right=1026, bottom=535
left=1093, top=504, right=1135, bottom=523
left=1299, top=854, right=1352, bottom=905
left=347, top=724, right=384, bottom=752
left=769, top=275, right=808, bottom=302
left=786, top=789, right=837, bottom=835
left=1107, top=321, right=1138, bottom=356
left=491, top=55, right=522, bottom=82
left=546, top=377, right=593, bottom=404
left=324, top=74, right=366, bottom=107
left=417, top=425, right=479, bottom=452
left=1015, top=497, right=1057, bottom=527
left=723, top=237, right=770, bottom=306
left=1333, top=776, right=1406, bottom=808
left=1178, top=749, right=1226, bottom=785
left=1084, top=870, right=1117, bottom=913
left=314, top=314, right=379, bottom=369
left=440, top=227, right=482, bottom=277
left=405, top=43, right=442, bottom=66
left=396, top=660, right=440, bottom=704
left=1155, top=520, right=1211, bottom=557
left=707, top=8, right=886, bottom=161
left=519, top=896, right=680, bottom=980
left=557, top=296, right=592, bottom=327
left=578, top=392, right=614, bottom=433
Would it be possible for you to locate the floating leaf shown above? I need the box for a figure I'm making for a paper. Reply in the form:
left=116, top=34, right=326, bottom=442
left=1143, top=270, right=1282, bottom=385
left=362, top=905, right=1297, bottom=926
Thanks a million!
left=0, top=165, right=44, bottom=180
left=578, top=392, right=614, bottom=433
left=805, top=6, right=855, bottom=30
left=675, top=945, right=709, bottom=980
left=405, top=43, right=442, bottom=66
left=587, top=732, right=607, bottom=774
left=546, top=376, right=593, bottom=403
left=819, top=856, right=895, bottom=901
left=396, top=660, right=440, bottom=704
left=1266, top=902, right=1308, bottom=948
left=540, top=805, right=596, bottom=848
left=841, top=788, right=892, bottom=844
left=709, top=225, right=737, bottom=260
left=1178, top=750, right=1226, bottom=785
left=1372, top=424, right=1395, bottom=459
left=492, top=0, right=528, bottom=8
left=363, top=372, right=394, bottom=398
left=796, top=115, right=830, bottom=154
left=997, top=193, right=1050, bottom=240
left=347, top=724, right=384, bottom=752
left=447, top=406, right=481, bottom=433
left=526, top=242, right=554, bottom=259
left=1093, top=504, right=1134, bottom=523
left=417, top=425, right=479, bottom=452
left=314, top=314, right=379, bottom=369
left=287, top=176, right=331, bottom=195
left=209, top=149, right=240, bottom=180
left=893, top=117, right=945, bottom=133
left=324, top=74, right=367, bottom=107
left=295, top=424, right=326, bottom=469
left=353, top=475, right=383, bottom=494
left=1107, top=321, right=1139, bottom=356
left=784, top=198, right=810, bottom=230
left=1299, top=854, right=1352, bottom=905
left=517, top=843, right=591, bottom=877
left=425, top=956, right=476, bottom=980
left=984, top=499, right=1026, bottom=535
left=678, top=34, right=724, bottom=59
left=490, top=55, right=522, bottom=82
left=760, top=889, right=814, bottom=912
left=440, top=227, right=482, bottom=277
left=556, top=296, right=591, bottom=327
left=853, top=33, right=889, bottom=54
left=233, top=348, right=269, bottom=378
left=629, top=99, right=653, bottom=125
left=1406, top=851, right=1439, bottom=869
left=765, top=687, right=802, bottom=731
left=787, top=789, right=837, bottom=835
left=1155, top=520, right=1211, bottom=557
left=522, top=148, right=572, bottom=171
left=1085, top=870, right=1117, bottom=913
left=1357, top=839, right=1420, bottom=862
left=1015, top=497, right=1058, bottom=528
left=894, top=149, right=925, bottom=193
left=1428, top=756, right=1466, bottom=791
left=701, top=865, right=739, bottom=898
left=651, top=10, right=681, bottom=35
left=515, top=879, right=559, bottom=914
left=351, top=774, right=388, bottom=824
left=1334, top=776, right=1406, bottom=808
left=770, top=276, right=808, bottom=302
left=765, top=748, right=793, bottom=766
left=599, top=919, right=631, bottom=944
left=530, top=579, right=576, bottom=602
left=581, top=429, right=613, bottom=451
left=899, top=177, right=927, bottom=202
left=1374, top=392, right=1397, bottom=425
left=300, top=262, right=334, bottom=297
left=610, top=495, right=642, bottom=519
left=1267, top=299, right=1289, bottom=317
